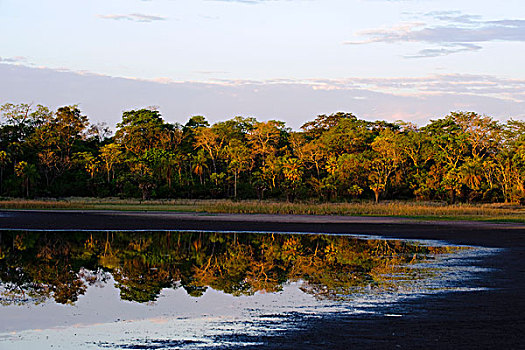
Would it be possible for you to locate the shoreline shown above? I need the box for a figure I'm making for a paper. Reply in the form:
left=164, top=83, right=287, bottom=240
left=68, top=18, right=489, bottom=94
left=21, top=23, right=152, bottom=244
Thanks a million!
left=1, top=210, right=523, bottom=247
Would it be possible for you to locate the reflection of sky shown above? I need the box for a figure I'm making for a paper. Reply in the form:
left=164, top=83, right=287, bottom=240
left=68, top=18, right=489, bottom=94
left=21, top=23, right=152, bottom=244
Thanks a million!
left=1, top=279, right=332, bottom=333
left=1, top=282, right=346, bottom=349
left=0, top=237, right=498, bottom=349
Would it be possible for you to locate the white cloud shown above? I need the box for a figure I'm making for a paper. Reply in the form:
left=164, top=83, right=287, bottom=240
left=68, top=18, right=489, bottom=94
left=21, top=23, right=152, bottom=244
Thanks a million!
left=405, top=43, right=482, bottom=58
left=97, top=13, right=167, bottom=22
left=208, top=0, right=285, bottom=3
left=0, top=56, right=27, bottom=63
left=346, top=12, right=525, bottom=57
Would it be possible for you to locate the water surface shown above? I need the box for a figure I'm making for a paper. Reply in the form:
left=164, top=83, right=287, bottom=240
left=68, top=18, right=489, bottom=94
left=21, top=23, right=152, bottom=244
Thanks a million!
left=0, top=230, right=495, bottom=349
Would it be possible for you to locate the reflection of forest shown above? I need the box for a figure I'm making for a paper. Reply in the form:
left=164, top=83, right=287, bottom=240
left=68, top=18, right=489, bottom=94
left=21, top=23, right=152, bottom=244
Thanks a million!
left=0, top=231, right=459, bottom=305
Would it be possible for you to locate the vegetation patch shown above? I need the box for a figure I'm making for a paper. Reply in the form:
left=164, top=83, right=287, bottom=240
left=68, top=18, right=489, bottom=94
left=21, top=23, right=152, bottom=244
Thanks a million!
left=1, top=198, right=524, bottom=223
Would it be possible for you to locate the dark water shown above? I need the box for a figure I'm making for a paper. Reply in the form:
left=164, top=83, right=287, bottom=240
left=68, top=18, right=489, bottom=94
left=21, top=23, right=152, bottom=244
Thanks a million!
left=0, top=231, right=495, bottom=349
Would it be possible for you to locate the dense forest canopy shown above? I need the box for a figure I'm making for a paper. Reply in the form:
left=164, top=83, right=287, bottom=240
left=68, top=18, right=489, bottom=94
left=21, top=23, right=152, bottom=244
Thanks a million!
left=1, top=103, right=524, bottom=203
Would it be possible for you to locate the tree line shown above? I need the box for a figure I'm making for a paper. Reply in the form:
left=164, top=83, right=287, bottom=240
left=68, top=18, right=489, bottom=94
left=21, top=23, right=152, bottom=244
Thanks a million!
left=1, top=103, right=524, bottom=203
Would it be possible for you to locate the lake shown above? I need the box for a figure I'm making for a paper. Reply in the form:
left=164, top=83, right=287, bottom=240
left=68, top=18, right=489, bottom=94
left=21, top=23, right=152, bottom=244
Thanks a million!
left=0, top=230, right=496, bottom=349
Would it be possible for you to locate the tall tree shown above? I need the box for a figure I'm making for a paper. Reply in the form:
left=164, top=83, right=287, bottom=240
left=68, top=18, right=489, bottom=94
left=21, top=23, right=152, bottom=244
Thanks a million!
left=248, top=120, right=285, bottom=164
left=99, top=143, right=123, bottom=183
left=368, top=129, right=404, bottom=203
left=115, top=109, right=169, bottom=156
left=225, top=139, right=251, bottom=198
left=422, top=116, right=470, bottom=202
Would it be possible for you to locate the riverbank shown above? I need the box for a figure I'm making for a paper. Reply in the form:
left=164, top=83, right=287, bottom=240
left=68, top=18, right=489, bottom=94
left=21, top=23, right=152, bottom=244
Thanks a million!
left=1, top=210, right=524, bottom=349
left=1, top=198, right=525, bottom=223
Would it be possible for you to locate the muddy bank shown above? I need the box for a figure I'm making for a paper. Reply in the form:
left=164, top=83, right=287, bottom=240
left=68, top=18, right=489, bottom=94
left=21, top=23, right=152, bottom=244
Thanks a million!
left=0, top=210, right=524, bottom=247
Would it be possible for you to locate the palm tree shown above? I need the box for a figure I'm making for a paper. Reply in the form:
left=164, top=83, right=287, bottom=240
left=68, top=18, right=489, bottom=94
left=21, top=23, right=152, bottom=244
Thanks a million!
left=0, top=150, right=9, bottom=194
left=192, top=150, right=208, bottom=185
left=14, top=161, right=39, bottom=197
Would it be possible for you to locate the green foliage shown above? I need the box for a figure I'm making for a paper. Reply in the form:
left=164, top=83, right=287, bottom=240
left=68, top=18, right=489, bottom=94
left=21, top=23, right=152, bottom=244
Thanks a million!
left=1, top=103, right=524, bottom=203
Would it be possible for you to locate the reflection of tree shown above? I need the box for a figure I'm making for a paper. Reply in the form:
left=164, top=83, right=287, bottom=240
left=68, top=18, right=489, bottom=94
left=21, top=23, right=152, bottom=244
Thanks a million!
left=113, top=260, right=171, bottom=303
left=0, top=232, right=87, bottom=304
left=0, top=231, right=459, bottom=305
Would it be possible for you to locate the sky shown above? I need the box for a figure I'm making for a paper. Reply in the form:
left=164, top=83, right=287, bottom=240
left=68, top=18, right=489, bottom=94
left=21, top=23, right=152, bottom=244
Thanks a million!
left=1, top=0, right=524, bottom=129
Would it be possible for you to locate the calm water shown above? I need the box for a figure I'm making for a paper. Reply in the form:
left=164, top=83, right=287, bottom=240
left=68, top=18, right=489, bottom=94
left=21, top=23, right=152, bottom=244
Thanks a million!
left=0, top=230, right=496, bottom=349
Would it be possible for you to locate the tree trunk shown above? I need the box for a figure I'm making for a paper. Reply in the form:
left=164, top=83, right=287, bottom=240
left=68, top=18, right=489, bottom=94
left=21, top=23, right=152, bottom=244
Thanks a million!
left=257, top=187, right=265, bottom=201
left=373, top=188, right=380, bottom=203
left=234, top=171, right=237, bottom=199
left=211, top=157, right=217, bottom=174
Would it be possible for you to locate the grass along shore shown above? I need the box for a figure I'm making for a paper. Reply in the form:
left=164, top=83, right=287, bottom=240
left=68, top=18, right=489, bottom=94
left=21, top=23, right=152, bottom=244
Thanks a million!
left=1, top=198, right=525, bottom=223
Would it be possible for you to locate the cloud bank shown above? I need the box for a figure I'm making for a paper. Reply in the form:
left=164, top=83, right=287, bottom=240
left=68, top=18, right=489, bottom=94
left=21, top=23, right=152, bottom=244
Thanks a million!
left=347, top=11, right=525, bottom=57
left=0, top=63, right=523, bottom=129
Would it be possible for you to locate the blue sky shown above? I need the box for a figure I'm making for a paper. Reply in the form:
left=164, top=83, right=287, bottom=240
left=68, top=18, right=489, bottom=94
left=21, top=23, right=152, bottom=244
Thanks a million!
left=1, top=0, right=524, bottom=128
